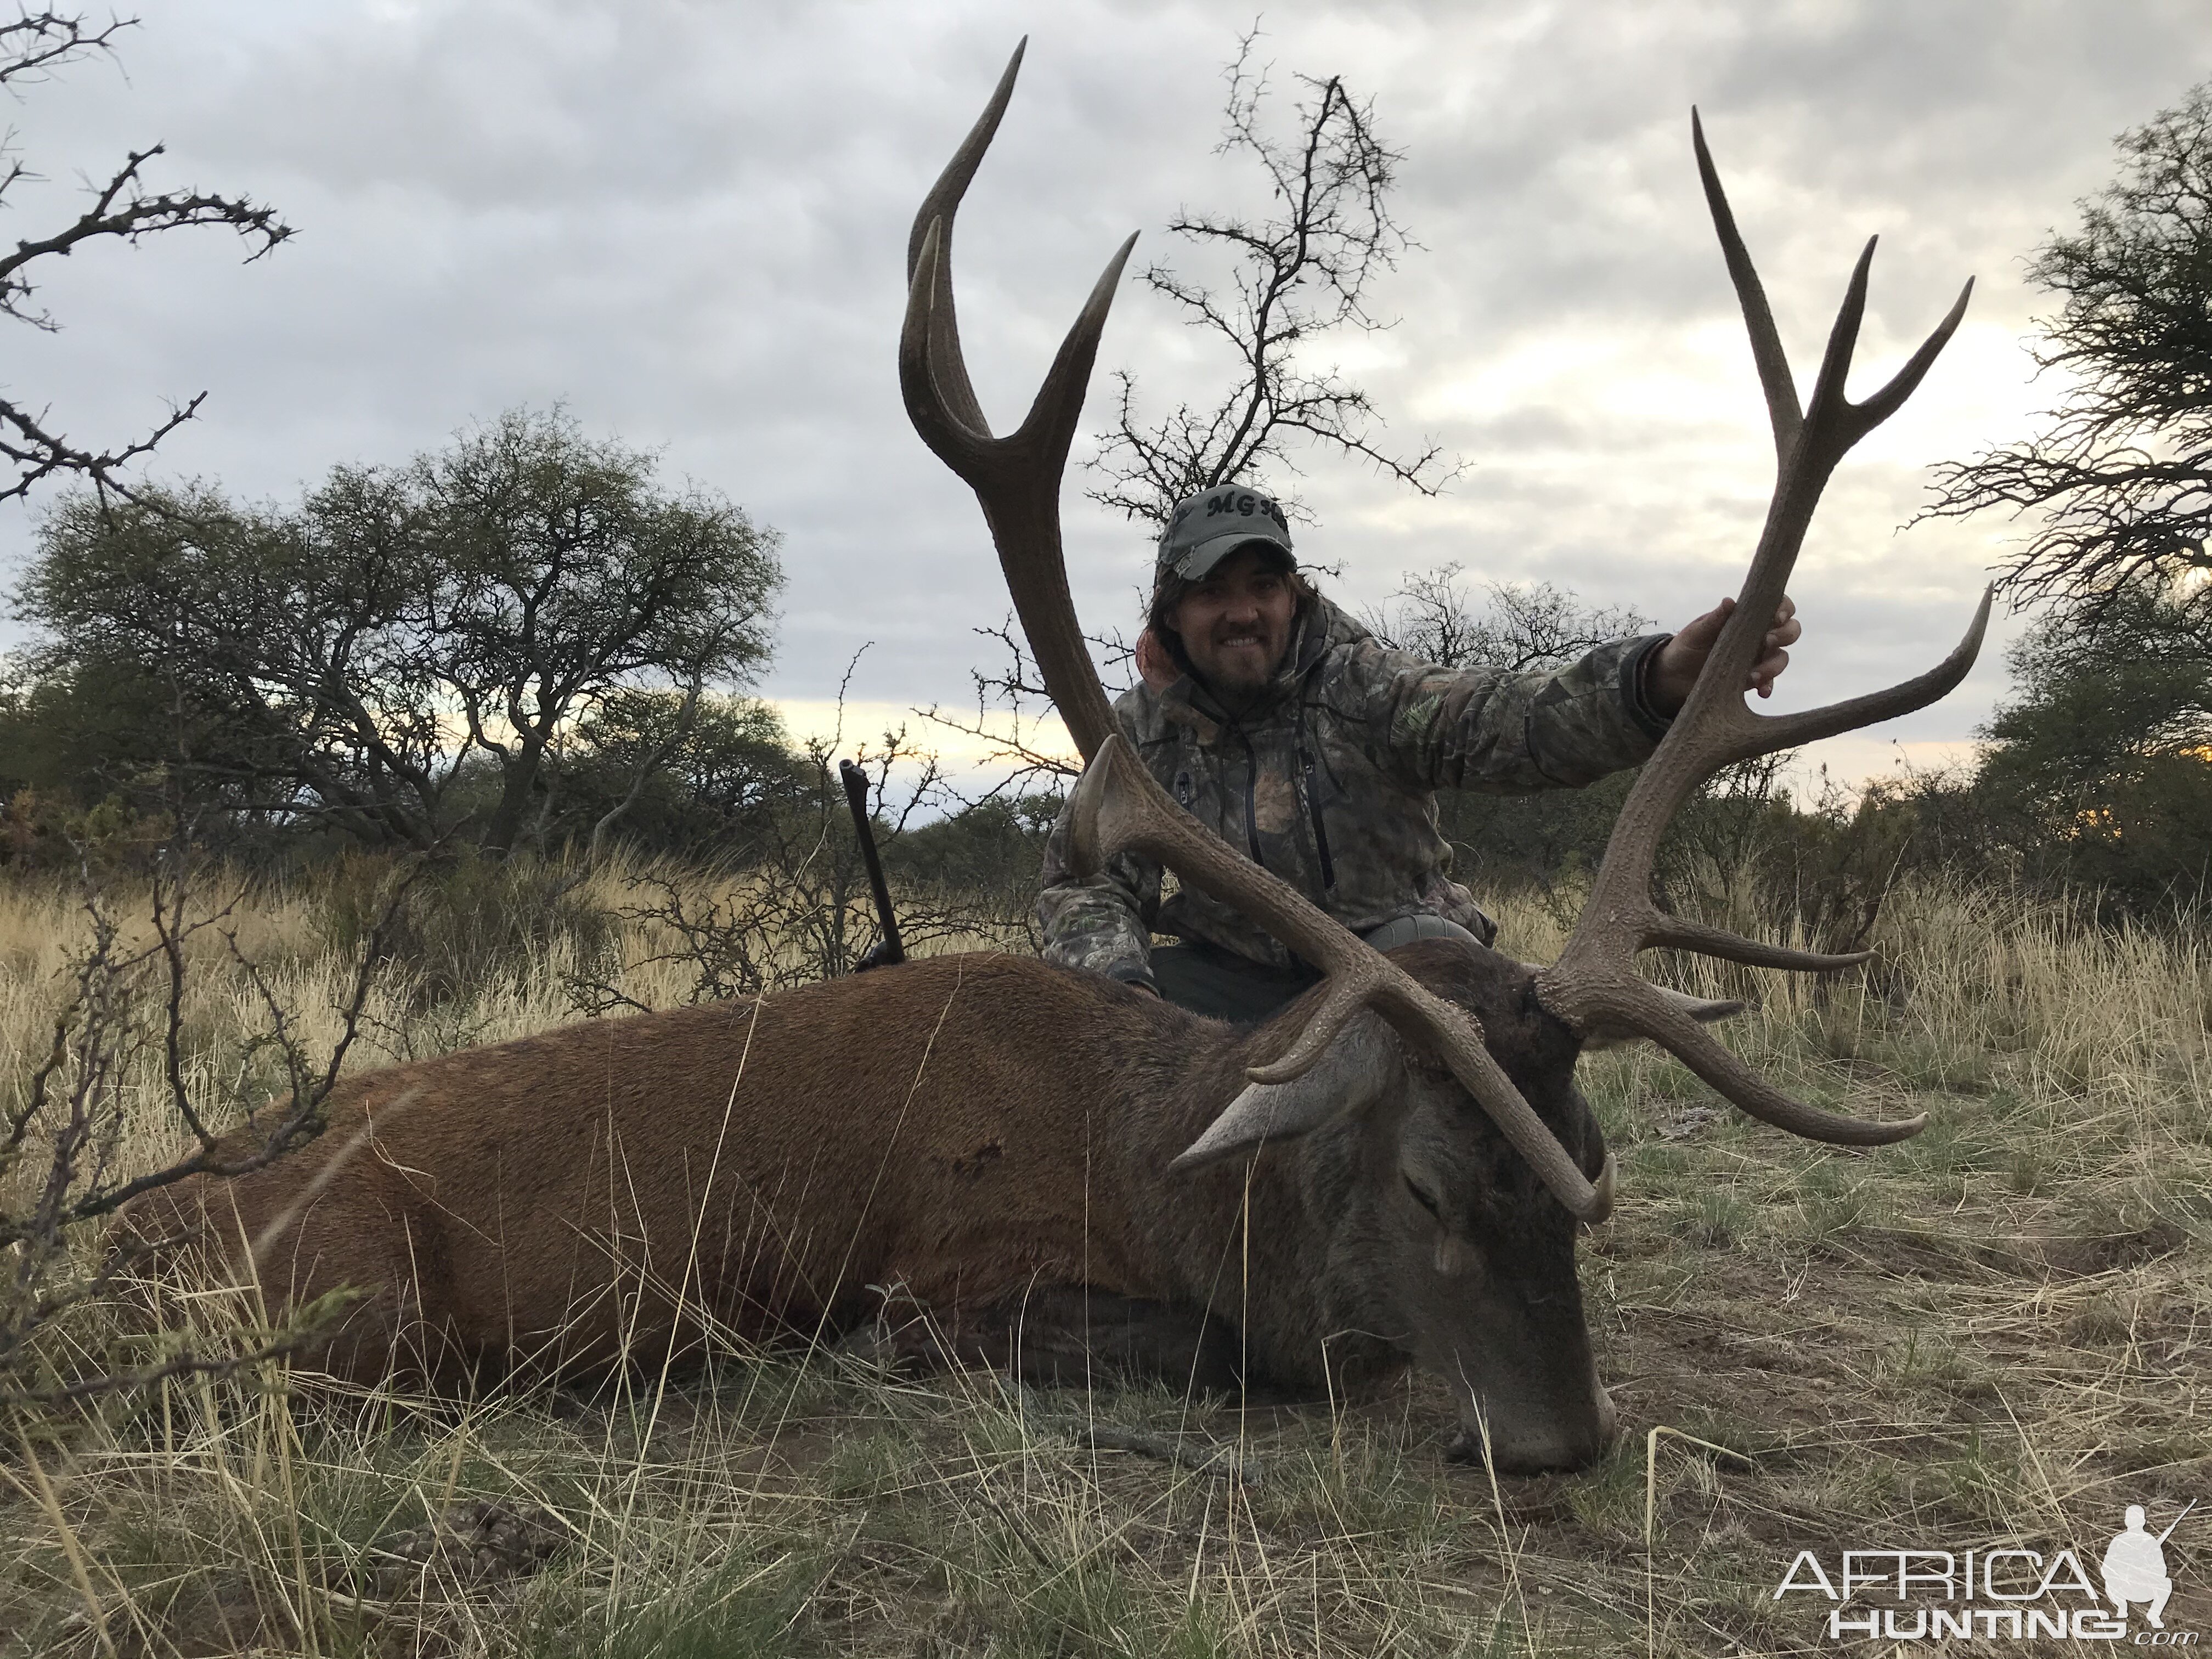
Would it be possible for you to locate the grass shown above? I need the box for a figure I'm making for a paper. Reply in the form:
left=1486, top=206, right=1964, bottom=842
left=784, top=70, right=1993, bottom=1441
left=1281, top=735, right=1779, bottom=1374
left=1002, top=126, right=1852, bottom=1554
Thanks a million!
left=2, top=862, right=2209, bottom=1655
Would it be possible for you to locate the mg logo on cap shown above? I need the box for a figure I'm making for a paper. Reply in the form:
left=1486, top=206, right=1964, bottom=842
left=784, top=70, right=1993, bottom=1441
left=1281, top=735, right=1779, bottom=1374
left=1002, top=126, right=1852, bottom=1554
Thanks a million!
left=1203, top=490, right=1287, bottom=531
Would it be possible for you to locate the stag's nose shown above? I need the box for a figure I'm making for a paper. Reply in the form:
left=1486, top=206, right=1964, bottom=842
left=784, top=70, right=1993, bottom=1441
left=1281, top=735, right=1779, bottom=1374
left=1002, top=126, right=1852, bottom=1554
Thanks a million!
left=1448, top=1381, right=1618, bottom=1475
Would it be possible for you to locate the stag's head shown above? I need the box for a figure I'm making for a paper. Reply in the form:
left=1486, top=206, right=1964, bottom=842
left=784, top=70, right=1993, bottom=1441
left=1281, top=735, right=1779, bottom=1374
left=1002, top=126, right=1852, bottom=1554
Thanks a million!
left=901, top=43, right=1987, bottom=1472
left=1197, top=938, right=1650, bottom=1470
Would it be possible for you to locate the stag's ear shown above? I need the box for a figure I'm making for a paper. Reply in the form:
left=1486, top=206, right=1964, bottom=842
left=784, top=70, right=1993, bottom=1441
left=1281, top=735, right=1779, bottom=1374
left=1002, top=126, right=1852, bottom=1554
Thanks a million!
left=1578, top=986, right=1746, bottom=1052
left=1170, top=1015, right=1399, bottom=1173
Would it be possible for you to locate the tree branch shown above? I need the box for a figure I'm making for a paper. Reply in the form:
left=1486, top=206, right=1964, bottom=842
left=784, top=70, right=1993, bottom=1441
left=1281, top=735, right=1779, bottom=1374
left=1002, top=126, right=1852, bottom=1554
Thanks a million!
left=0, top=19, right=292, bottom=503
left=1084, top=26, right=1457, bottom=527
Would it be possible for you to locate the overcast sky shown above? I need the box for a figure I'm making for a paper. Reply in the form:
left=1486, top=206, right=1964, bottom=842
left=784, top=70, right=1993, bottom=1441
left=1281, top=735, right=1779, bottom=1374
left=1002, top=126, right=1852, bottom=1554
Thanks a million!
left=2, top=0, right=2206, bottom=793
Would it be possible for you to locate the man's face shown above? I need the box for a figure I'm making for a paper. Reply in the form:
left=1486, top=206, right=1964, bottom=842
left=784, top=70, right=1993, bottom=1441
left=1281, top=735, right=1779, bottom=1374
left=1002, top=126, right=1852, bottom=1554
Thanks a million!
left=1170, top=546, right=1296, bottom=699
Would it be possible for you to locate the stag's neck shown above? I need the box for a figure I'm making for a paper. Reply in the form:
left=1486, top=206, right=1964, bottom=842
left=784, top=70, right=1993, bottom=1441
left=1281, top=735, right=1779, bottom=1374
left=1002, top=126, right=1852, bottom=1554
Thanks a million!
left=1102, top=995, right=1406, bottom=1392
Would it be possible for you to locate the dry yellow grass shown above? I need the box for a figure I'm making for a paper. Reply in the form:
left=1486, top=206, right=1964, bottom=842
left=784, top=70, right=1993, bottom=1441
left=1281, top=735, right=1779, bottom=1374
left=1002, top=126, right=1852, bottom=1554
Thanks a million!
left=1, top=862, right=2207, bottom=1656
left=0, top=858, right=1027, bottom=1177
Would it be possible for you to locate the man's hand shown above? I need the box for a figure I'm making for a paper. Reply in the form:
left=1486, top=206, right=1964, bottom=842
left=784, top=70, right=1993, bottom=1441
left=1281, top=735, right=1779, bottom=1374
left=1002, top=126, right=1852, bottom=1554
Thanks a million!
left=1648, top=595, right=1799, bottom=716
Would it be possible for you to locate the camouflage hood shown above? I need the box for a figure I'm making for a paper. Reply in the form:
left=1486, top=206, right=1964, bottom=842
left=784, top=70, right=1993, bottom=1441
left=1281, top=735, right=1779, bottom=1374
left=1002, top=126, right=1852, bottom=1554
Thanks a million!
left=1039, top=594, right=1672, bottom=982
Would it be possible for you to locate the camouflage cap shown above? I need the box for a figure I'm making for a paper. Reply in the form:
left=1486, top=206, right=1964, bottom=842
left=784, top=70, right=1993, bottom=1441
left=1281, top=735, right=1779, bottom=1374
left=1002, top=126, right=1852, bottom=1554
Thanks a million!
left=1156, top=486, right=1295, bottom=582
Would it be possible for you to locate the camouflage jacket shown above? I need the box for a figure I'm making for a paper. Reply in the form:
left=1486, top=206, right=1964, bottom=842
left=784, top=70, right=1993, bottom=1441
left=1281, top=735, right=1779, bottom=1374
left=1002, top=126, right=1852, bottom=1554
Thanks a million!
left=1036, top=597, right=1673, bottom=983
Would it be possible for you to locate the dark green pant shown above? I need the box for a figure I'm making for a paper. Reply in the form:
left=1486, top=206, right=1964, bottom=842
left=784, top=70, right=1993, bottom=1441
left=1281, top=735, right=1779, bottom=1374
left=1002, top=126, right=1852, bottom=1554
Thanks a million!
left=1148, top=914, right=1483, bottom=1025
left=1149, top=943, right=1321, bottom=1025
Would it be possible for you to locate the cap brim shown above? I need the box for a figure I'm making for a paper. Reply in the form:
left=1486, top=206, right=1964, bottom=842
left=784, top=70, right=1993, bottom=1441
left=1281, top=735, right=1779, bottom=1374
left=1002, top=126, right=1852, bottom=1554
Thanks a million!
left=1170, top=531, right=1296, bottom=582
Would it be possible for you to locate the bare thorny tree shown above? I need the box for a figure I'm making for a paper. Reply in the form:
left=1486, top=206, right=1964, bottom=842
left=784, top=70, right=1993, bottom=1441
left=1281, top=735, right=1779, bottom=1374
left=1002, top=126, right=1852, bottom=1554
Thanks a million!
left=0, top=11, right=291, bottom=504
left=0, top=12, right=351, bottom=1408
left=2, top=843, right=424, bottom=1407
left=919, top=612, right=1129, bottom=791
left=1086, top=26, right=1455, bottom=524
left=1362, top=566, right=1651, bottom=673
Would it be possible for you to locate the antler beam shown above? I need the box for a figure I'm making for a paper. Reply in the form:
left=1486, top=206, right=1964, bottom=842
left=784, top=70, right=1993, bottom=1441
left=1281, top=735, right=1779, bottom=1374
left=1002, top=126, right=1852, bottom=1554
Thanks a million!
left=1534, top=112, right=1989, bottom=1146
left=1070, top=737, right=1615, bottom=1218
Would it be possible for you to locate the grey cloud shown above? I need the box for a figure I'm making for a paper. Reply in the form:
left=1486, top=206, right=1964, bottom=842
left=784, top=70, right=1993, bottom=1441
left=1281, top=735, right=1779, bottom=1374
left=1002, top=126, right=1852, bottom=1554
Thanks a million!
left=0, top=0, right=2202, bottom=786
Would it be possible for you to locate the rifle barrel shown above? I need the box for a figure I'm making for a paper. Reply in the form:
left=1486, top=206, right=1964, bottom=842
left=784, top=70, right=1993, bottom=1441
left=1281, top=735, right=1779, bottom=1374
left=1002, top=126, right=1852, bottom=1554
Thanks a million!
left=839, top=759, right=905, bottom=969
left=2155, top=1497, right=2196, bottom=1546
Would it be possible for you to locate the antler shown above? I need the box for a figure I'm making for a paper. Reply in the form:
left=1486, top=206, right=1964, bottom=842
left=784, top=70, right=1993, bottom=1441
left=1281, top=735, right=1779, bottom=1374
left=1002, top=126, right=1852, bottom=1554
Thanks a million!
left=899, top=38, right=1131, bottom=766
left=1532, top=112, right=1991, bottom=1146
left=904, top=47, right=1616, bottom=1223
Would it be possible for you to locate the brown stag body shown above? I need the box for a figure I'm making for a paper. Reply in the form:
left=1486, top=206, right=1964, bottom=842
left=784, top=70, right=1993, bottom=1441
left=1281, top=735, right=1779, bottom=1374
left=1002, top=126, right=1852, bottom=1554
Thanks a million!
left=123, top=42, right=1987, bottom=1475
left=132, top=943, right=1615, bottom=1471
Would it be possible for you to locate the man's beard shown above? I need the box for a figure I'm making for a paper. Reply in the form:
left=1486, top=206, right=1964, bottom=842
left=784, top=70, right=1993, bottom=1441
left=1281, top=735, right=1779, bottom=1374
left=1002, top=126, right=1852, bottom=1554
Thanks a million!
left=1196, top=636, right=1286, bottom=707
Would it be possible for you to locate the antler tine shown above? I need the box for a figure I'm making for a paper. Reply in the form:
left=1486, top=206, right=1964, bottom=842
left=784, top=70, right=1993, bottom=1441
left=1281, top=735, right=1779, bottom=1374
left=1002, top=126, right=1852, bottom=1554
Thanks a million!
left=900, top=220, right=991, bottom=465
left=1643, top=913, right=1872, bottom=973
left=1012, top=232, right=1141, bottom=464
left=1742, top=585, right=1992, bottom=754
left=1070, top=738, right=1613, bottom=1221
left=1602, top=981, right=1926, bottom=1146
left=1691, top=109, right=1801, bottom=464
left=1534, top=113, right=1978, bottom=1148
left=905, top=37, right=1027, bottom=440
left=1803, top=235, right=1878, bottom=437
left=1846, top=274, right=1976, bottom=439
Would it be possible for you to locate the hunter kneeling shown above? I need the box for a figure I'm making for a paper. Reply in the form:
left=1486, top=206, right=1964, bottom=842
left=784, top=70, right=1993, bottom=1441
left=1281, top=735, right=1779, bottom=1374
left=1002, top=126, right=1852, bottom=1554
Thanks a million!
left=1038, top=484, right=1801, bottom=1021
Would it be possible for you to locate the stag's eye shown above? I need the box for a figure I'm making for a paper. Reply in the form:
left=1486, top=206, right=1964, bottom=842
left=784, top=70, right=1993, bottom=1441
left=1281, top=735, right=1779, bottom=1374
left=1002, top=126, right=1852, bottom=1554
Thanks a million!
left=1403, top=1175, right=1442, bottom=1220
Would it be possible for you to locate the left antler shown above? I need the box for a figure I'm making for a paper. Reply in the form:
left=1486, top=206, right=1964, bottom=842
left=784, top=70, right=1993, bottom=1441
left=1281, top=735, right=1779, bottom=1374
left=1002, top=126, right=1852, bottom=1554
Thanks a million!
left=902, top=43, right=1617, bottom=1222
left=899, top=37, right=1131, bottom=766
left=1532, top=112, right=1990, bottom=1145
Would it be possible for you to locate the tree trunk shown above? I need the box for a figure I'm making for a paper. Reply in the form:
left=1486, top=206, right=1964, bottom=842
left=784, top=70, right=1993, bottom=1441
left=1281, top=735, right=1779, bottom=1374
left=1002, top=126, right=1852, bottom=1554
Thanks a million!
left=478, top=735, right=549, bottom=859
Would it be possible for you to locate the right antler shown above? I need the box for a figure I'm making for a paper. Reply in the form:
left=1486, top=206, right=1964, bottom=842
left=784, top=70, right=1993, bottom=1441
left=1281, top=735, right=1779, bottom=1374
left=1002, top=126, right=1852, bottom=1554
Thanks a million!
left=903, top=45, right=1616, bottom=1223
left=1532, top=114, right=1990, bottom=1144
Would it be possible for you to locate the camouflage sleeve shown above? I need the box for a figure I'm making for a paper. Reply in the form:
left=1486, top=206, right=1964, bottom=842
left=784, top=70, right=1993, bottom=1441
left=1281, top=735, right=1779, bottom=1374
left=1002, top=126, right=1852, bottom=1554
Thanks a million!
left=1355, top=633, right=1675, bottom=793
left=1035, top=788, right=1163, bottom=985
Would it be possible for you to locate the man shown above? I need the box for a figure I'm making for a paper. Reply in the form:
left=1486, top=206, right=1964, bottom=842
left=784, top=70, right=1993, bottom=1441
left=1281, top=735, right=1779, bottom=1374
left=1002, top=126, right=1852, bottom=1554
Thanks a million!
left=1037, top=483, right=1799, bottom=1020
left=2102, top=1505, right=2175, bottom=1628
